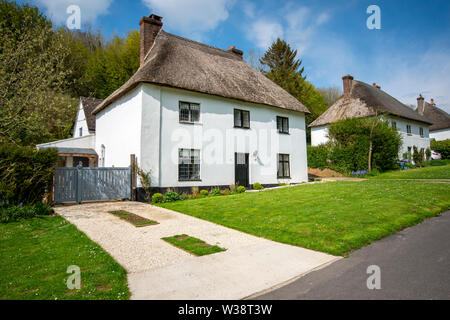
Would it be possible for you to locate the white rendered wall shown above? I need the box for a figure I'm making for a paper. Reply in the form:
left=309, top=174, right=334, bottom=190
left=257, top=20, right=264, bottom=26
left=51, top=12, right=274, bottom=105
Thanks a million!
left=95, top=87, right=142, bottom=168
left=141, top=85, right=308, bottom=188
left=388, top=116, right=430, bottom=156
left=311, top=126, right=329, bottom=146
left=430, top=128, right=450, bottom=141
left=73, top=101, right=90, bottom=138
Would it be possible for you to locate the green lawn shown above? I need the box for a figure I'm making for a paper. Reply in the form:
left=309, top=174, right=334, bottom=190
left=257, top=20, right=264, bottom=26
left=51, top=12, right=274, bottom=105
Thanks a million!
left=158, top=180, right=450, bottom=256
left=0, top=215, right=129, bottom=300
left=163, top=234, right=226, bottom=256
left=372, top=163, right=450, bottom=180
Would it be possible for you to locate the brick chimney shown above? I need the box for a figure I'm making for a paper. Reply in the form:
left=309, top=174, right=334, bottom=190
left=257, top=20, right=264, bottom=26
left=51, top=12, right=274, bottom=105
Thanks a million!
left=228, top=46, right=243, bottom=59
left=417, top=94, right=425, bottom=115
left=139, top=14, right=163, bottom=66
left=430, top=98, right=435, bottom=105
left=342, top=75, right=354, bottom=97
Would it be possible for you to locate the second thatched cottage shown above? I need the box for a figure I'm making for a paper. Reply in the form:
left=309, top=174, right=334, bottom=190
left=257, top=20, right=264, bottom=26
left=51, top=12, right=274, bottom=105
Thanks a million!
left=310, top=75, right=432, bottom=157
left=91, top=14, right=310, bottom=191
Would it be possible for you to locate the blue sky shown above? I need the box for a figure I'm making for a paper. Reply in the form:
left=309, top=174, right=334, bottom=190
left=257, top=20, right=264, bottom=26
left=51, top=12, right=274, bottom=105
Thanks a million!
left=20, top=0, right=450, bottom=112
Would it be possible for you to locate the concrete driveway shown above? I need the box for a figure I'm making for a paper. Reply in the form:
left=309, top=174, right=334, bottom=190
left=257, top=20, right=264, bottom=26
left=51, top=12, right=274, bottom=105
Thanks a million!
left=55, top=201, right=339, bottom=300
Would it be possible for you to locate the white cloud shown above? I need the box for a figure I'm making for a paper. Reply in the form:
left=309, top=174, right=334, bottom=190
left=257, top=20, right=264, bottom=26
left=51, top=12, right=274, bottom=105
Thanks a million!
left=142, top=0, right=235, bottom=38
left=35, top=0, right=112, bottom=24
left=247, top=20, right=284, bottom=49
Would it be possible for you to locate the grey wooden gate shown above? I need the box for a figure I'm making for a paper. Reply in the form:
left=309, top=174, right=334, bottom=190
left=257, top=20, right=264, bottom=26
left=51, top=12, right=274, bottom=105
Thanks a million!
left=54, top=167, right=131, bottom=203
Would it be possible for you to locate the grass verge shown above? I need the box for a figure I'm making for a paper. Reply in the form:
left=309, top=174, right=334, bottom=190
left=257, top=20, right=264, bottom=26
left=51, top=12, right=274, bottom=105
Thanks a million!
left=162, top=234, right=226, bottom=256
left=109, top=210, right=158, bottom=227
left=0, top=215, right=129, bottom=300
left=158, top=180, right=450, bottom=256
left=372, top=162, right=450, bottom=179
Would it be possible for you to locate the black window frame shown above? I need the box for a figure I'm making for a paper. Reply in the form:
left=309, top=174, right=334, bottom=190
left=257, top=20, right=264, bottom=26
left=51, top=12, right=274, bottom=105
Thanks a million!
left=406, top=124, right=412, bottom=135
left=420, top=127, right=424, bottom=138
left=277, top=154, right=291, bottom=179
left=234, top=109, right=250, bottom=129
left=179, top=101, right=200, bottom=124
left=178, top=148, right=201, bottom=181
left=79, top=127, right=83, bottom=136
left=277, top=116, right=290, bottom=134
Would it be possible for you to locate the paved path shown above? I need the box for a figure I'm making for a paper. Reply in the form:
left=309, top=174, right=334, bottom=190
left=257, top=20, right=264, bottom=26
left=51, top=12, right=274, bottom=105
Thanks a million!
left=256, top=211, right=450, bottom=300
left=55, top=202, right=339, bottom=300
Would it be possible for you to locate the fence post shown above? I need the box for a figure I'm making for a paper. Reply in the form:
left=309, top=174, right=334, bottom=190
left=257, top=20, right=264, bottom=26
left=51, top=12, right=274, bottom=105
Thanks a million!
left=76, top=165, right=82, bottom=204
left=130, top=154, right=137, bottom=201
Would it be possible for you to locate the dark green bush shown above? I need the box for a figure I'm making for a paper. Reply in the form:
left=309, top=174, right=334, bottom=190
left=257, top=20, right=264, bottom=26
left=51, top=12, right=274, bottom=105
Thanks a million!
left=164, top=191, right=181, bottom=202
left=307, top=144, right=329, bottom=169
left=431, top=139, right=450, bottom=159
left=0, top=144, right=58, bottom=205
left=0, top=202, right=53, bottom=223
left=253, top=182, right=264, bottom=190
left=151, top=193, right=163, bottom=203
left=210, top=188, right=221, bottom=196
left=237, top=186, right=246, bottom=193
left=200, top=190, right=209, bottom=197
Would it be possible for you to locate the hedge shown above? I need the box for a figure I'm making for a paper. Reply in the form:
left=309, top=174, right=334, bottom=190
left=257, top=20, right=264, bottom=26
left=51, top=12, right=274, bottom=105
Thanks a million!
left=0, top=202, right=53, bottom=223
left=0, top=144, right=58, bottom=205
left=431, top=139, right=450, bottom=159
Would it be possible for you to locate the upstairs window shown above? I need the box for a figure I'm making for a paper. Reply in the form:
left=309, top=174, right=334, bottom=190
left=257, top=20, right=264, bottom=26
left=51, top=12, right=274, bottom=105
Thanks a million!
left=406, top=125, right=412, bottom=135
left=234, top=109, right=250, bottom=129
left=420, top=127, right=424, bottom=138
left=179, top=149, right=200, bottom=181
left=79, top=127, right=83, bottom=137
left=179, top=102, right=200, bottom=123
left=391, top=121, right=397, bottom=130
left=277, top=116, right=289, bottom=134
left=277, top=154, right=290, bottom=179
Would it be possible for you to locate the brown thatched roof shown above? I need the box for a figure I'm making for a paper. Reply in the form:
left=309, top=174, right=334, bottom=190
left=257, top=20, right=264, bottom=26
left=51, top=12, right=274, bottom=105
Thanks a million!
left=310, top=80, right=433, bottom=127
left=80, top=97, right=103, bottom=132
left=416, top=102, right=450, bottom=131
left=93, top=30, right=309, bottom=115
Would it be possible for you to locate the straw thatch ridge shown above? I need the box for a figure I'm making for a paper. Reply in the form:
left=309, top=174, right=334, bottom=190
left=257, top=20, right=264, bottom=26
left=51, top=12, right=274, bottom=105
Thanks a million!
left=92, top=30, right=309, bottom=115
left=310, top=80, right=433, bottom=127
left=416, top=102, right=450, bottom=131
left=80, top=97, right=103, bottom=131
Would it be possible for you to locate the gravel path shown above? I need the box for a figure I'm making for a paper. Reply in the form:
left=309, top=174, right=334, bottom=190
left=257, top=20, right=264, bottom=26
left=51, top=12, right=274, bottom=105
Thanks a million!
left=55, top=201, right=339, bottom=299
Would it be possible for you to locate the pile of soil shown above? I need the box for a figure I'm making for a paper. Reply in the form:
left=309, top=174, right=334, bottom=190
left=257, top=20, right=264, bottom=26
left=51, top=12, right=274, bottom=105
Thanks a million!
left=308, top=167, right=345, bottom=178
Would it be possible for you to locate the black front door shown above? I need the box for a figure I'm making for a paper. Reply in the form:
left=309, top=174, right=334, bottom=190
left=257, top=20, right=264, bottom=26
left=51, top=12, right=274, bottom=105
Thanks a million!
left=235, top=153, right=249, bottom=187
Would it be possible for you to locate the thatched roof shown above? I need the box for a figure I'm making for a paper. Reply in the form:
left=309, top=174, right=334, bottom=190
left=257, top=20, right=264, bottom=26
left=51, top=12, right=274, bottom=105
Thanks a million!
left=310, top=80, right=433, bottom=127
left=416, top=102, right=450, bottom=131
left=80, top=97, right=103, bottom=131
left=93, top=30, right=309, bottom=115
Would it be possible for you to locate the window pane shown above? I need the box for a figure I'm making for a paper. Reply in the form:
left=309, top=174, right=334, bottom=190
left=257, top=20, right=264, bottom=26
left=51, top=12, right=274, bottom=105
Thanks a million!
left=180, top=103, right=190, bottom=122
left=277, top=117, right=282, bottom=131
left=242, top=111, right=250, bottom=128
left=190, top=104, right=200, bottom=122
left=234, top=109, right=241, bottom=127
left=283, top=118, right=289, bottom=133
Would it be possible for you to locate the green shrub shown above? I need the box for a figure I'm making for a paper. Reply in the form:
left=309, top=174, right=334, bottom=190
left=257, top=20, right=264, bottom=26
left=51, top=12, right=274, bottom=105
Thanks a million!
left=237, top=186, right=246, bottom=193
left=180, top=192, right=188, bottom=200
left=210, top=188, right=221, bottom=196
left=431, top=139, right=450, bottom=159
left=200, top=190, right=209, bottom=197
left=253, top=182, right=264, bottom=190
left=165, top=191, right=181, bottom=202
left=0, top=202, right=53, bottom=223
left=151, top=193, right=163, bottom=203
left=0, top=144, right=58, bottom=205
left=425, top=148, right=432, bottom=161
left=307, top=144, right=329, bottom=169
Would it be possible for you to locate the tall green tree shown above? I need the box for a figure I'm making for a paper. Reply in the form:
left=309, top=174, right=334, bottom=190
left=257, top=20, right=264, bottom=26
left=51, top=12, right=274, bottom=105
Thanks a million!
left=0, top=0, right=77, bottom=146
left=259, top=39, right=328, bottom=142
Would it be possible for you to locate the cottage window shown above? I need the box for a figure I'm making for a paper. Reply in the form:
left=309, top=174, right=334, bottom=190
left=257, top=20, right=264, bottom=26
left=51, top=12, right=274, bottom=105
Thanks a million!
left=277, top=116, right=289, bottom=134
left=179, top=149, right=200, bottom=181
left=391, top=121, right=397, bottom=130
left=179, top=102, right=200, bottom=123
left=406, top=125, right=412, bottom=135
left=79, top=127, right=83, bottom=137
left=277, top=154, right=290, bottom=178
left=234, top=109, right=250, bottom=129
left=420, top=127, right=424, bottom=138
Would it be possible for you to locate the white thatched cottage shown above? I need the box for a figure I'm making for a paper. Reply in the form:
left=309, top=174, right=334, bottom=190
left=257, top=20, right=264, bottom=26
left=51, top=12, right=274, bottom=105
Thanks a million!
left=91, top=14, right=310, bottom=192
left=310, top=75, right=432, bottom=157
left=416, top=98, right=450, bottom=141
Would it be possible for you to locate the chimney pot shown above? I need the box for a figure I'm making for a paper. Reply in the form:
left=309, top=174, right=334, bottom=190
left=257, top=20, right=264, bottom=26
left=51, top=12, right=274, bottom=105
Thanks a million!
left=373, top=83, right=377, bottom=87
left=228, top=46, right=243, bottom=59
left=430, top=98, right=435, bottom=105
left=342, top=75, right=354, bottom=97
left=140, top=14, right=163, bottom=66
